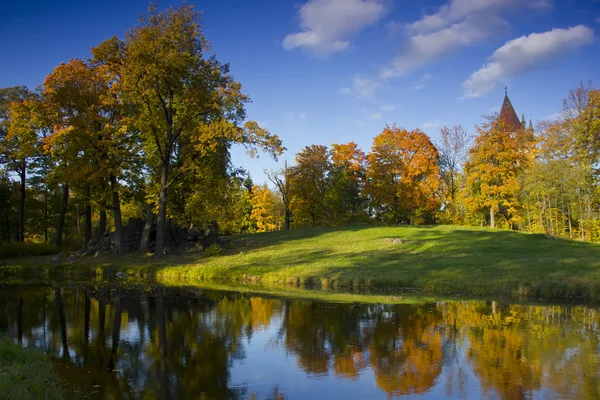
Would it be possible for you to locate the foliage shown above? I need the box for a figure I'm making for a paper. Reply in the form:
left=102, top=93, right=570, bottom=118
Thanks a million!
left=365, top=125, right=441, bottom=225
left=464, top=116, right=535, bottom=228
left=250, top=184, right=278, bottom=232
left=204, top=243, right=223, bottom=257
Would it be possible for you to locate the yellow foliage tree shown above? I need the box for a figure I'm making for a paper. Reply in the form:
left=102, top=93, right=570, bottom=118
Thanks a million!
left=250, top=184, right=278, bottom=232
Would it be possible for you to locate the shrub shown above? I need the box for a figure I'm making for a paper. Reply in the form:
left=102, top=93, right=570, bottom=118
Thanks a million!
left=0, top=243, right=61, bottom=258
left=204, top=243, right=223, bottom=257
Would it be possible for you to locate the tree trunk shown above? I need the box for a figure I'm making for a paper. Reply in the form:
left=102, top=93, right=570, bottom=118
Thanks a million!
left=490, top=205, right=495, bottom=229
left=55, top=184, right=69, bottom=247
left=284, top=207, right=291, bottom=230
left=18, top=164, right=26, bottom=243
left=43, top=179, right=48, bottom=244
left=85, top=200, right=92, bottom=246
left=98, top=209, right=107, bottom=237
left=140, top=205, right=154, bottom=253
left=17, top=297, right=23, bottom=344
left=155, top=160, right=170, bottom=257
left=110, top=175, right=123, bottom=255
left=54, top=287, right=69, bottom=359
left=567, top=203, right=573, bottom=239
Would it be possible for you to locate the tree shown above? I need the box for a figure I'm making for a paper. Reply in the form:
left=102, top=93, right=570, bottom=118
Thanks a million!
left=92, top=3, right=282, bottom=256
left=464, top=116, right=534, bottom=228
left=365, top=126, right=441, bottom=225
left=42, top=59, right=138, bottom=252
left=437, top=125, right=471, bottom=223
left=250, top=184, right=277, bottom=232
left=266, top=161, right=294, bottom=230
left=0, top=87, right=37, bottom=242
left=328, top=142, right=366, bottom=223
left=290, top=145, right=331, bottom=227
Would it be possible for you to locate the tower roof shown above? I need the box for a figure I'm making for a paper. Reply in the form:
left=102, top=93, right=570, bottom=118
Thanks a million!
left=499, top=88, right=522, bottom=131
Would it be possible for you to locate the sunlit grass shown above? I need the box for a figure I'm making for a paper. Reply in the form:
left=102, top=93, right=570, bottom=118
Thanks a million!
left=4, top=225, right=600, bottom=299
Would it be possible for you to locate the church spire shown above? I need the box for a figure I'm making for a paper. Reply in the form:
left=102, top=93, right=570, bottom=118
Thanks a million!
left=529, top=119, right=533, bottom=131
left=521, top=113, right=526, bottom=127
left=500, top=87, right=522, bottom=131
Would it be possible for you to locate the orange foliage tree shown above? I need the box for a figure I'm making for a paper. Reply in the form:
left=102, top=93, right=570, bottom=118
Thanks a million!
left=365, top=125, right=441, bottom=224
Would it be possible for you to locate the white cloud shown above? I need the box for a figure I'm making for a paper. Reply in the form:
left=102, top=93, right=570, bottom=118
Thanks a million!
left=421, top=121, right=442, bottom=129
left=339, top=76, right=380, bottom=99
left=381, top=0, right=550, bottom=78
left=381, top=16, right=506, bottom=78
left=286, top=112, right=307, bottom=120
left=530, top=0, right=552, bottom=10
left=463, top=25, right=594, bottom=98
left=595, top=16, right=600, bottom=24
left=407, top=0, right=511, bottom=34
left=370, top=112, right=383, bottom=120
left=381, top=104, right=399, bottom=111
left=283, top=0, right=388, bottom=56
left=413, top=73, right=432, bottom=90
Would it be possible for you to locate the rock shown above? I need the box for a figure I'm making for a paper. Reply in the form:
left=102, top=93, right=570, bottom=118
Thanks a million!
left=116, top=272, right=128, bottom=279
left=67, top=255, right=77, bottom=262
left=385, top=238, right=405, bottom=245
left=51, top=254, right=63, bottom=263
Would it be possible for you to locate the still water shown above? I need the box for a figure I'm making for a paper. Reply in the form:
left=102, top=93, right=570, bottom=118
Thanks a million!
left=1, top=282, right=599, bottom=399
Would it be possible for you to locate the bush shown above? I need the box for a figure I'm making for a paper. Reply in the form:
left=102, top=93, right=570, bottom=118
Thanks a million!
left=0, top=242, right=61, bottom=258
left=203, top=243, right=223, bottom=257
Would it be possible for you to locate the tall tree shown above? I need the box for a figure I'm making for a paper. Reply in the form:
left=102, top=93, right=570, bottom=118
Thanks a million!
left=42, top=59, right=138, bottom=253
left=464, top=117, right=534, bottom=228
left=266, top=161, right=294, bottom=230
left=365, top=126, right=441, bottom=225
left=92, top=4, right=282, bottom=256
left=290, top=145, right=331, bottom=227
left=437, top=125, right=471, bottom=223
left=0, top=87, right=37, bottom=242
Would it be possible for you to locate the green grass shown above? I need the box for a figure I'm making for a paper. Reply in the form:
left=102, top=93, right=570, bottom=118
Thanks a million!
left=0, top=337, right=63, bottom=400
left=3, top=225, right=600, bottom=299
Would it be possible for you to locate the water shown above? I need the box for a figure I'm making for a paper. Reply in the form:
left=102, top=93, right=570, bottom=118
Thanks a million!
left=1, top=282, right=599, bottom=399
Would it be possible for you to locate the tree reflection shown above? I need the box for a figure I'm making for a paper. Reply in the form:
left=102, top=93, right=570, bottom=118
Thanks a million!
left=1, top=284, right=599, bottom=399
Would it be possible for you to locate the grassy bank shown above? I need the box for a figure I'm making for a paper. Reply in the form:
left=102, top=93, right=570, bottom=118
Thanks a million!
left=0, top=337, right=63, bottom=400
left=3, top=225, right=600, bottom=299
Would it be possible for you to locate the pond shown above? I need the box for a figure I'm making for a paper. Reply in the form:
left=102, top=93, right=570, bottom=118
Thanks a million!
left=1, top=282, right=599, bottom=399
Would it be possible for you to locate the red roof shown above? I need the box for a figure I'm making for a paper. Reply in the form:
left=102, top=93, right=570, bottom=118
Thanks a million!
left=499, top=93, right=523, bottom=131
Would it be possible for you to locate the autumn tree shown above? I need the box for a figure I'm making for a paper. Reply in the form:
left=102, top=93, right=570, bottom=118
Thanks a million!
left=92, top=4, right=282, bottom=256
left=328, top=142, right=366, bottom=223
left=0, top=87, right=40, bottom=242
left=437, top=125, right=471, bottom=224
left=464, top=117, right=534, bottom=228
left=250, top=184, right=278, bottom=232
left=365, top=126, right=441, bottom=225
left=290, top=145, right=331, bottom=227
left=42, top=59, right=139, bottom=252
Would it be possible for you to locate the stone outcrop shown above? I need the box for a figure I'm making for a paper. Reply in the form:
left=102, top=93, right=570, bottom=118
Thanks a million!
left=86, top=219, right=224, bottom=255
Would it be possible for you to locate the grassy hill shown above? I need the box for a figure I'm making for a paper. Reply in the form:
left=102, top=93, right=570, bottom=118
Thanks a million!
left=4, top=225, right=600, bottom=299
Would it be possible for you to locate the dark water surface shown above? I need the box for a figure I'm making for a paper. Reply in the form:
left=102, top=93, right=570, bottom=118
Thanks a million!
left=1, top=282, right=599, bottom=399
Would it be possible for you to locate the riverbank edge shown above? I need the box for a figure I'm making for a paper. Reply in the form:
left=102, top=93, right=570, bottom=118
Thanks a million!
left=2, top=254, right=599, bottom=302
left=0, top=336, right=64, bottom=400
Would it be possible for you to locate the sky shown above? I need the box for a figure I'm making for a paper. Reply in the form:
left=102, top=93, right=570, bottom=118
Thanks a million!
left=2, top=0, right=600, bottom=184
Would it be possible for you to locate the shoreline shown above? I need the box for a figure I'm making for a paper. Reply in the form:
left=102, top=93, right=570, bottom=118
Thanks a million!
left=2, top=225, right=600, bottom=301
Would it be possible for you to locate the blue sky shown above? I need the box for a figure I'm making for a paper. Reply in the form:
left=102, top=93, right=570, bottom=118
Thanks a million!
left=2, top=0, right=599, bottom=184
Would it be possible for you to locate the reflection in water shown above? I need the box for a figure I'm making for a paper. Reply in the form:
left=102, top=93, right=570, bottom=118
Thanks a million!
left=0, top=283, right=599, bottom=399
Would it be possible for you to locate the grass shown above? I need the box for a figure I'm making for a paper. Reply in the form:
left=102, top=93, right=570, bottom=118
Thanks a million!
left=0, top=337, right=63, bottom=400
left=3, top=225, right=600, bottom=300
left=0, top=243, right=60, bottom=259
